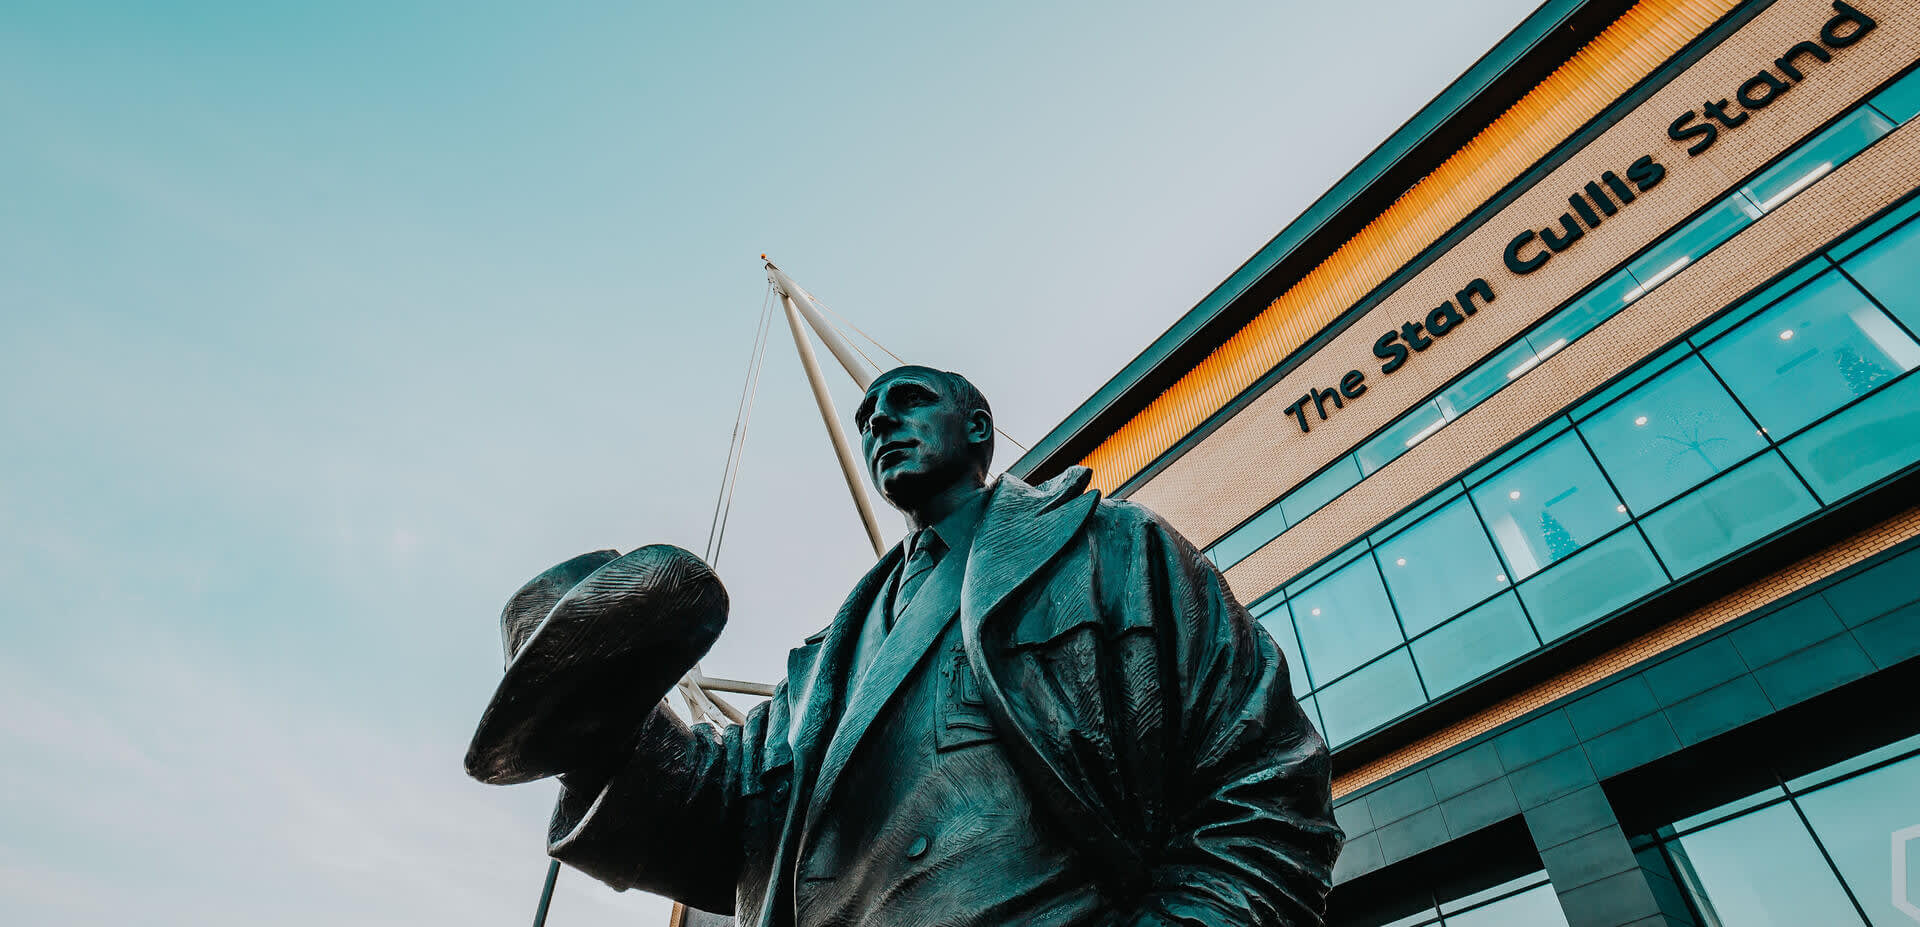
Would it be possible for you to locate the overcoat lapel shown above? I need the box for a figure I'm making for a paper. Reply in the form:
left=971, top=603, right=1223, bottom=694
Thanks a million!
left=755, top=549, right=898, bottom=927
left=801, top=543, right=965, bottom=840
left=957, top=468, right=1147, bottom=884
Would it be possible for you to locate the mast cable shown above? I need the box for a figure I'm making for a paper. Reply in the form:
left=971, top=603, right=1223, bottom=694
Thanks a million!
left=704, top=282, right=776, bottom=566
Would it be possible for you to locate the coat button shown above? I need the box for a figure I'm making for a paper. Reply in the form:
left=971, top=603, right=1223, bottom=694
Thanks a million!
left=906, top=836, right=929, bottom=859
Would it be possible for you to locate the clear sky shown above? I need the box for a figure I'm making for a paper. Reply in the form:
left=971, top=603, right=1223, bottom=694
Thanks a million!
left=2, top=1, right=1544, bottom=923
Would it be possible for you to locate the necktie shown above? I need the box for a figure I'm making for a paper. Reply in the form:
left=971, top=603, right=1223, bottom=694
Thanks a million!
left=890, top=529, right=942, bottom=631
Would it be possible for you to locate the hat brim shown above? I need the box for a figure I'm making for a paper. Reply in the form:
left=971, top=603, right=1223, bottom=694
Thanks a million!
left=465, top=545, right=728, bottom=785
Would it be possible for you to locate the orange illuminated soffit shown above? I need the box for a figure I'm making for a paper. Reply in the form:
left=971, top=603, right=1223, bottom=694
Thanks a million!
left=1080, top=0, right=1741, bottom=493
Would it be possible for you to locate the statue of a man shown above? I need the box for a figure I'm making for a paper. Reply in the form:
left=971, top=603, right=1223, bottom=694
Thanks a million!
left=493, top=366, right=1340, bottom=926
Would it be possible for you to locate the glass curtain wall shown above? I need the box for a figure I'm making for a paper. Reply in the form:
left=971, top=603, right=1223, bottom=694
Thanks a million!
left=1260, top=200, right=1920, bottom=747
left=1340, top=871, right=1571, bottom=927
left=1206, top=73, right=1920, bottom=573
left=1638, top=731, right=1920, bottom=926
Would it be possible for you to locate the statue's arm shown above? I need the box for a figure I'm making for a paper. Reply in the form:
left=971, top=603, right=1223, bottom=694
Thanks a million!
left=1119, top=512, right=1343, bottom=926
left=543, top=694, right=782, bottom=913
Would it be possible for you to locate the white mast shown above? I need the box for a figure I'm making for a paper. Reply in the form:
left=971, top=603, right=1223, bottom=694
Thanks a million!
left=765, top=259, right=887, bottom=557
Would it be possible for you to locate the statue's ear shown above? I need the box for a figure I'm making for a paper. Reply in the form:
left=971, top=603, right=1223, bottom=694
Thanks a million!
left=967, top=409, right=993, bottom=445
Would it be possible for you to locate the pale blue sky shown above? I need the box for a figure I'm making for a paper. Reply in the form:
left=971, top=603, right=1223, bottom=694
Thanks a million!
left=2, top=1, right=1542, bottom=923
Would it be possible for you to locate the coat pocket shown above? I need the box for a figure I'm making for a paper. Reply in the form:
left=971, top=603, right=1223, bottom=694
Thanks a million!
left=934, top=643, right=997, bottom=752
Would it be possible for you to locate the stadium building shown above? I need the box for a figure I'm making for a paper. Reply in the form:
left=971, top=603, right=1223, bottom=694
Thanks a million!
left=1014, top=0, right=1920, bottom=923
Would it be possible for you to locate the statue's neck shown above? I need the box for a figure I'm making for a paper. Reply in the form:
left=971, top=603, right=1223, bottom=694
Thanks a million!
left=902, top=479, right=989, bottom=533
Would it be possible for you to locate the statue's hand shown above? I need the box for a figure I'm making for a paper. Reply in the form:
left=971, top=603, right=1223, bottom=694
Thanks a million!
left=466, top=546, right=729, bottom=785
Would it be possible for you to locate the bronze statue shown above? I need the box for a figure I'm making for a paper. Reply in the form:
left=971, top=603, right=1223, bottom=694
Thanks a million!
left=467, top=366, right=1341, bottom=926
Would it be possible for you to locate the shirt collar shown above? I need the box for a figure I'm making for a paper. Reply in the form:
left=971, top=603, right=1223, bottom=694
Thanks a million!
left=919, top=485, right=989, bottom=560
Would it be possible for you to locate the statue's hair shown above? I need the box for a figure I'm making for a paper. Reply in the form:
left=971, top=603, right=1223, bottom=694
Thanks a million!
left=866, top=365, right=994, bottom=470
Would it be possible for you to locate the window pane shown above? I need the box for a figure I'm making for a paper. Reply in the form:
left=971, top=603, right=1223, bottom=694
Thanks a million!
left=1470, top=431, right=1628, bottom=580
left=1291, top=554, right=1404, bottom=683
left=1663, top=802, right=1864, bottom=927
left=1530, top=270, right=1643, bottom=356
left=1281, top=455, right=1364, bottom=525
left=1411, top=592, right=1538, bottom=696
left=1438, top=338, right=1539, bottom=419
left=1703, top=273, right=1920, bottom=437
left=1627, top=196, right=1761, bottom=297
left=1796, top=753, right=1920, bottom=927
left=1376, top=496, right=1510, bottom=636
left=1579, top=355, right=1767, bottom=513
left=1875, top=66, right=1920, bottom=123
left=1640, top=452, right=1818, bottom=577
left=1358, top=401, right=1448, bottom=475
left=1742, top=108, right=1894, bottom=212
left=1210, top=501, right=1288, bottom=571
left=1844, top=215, right=1920, bottom=336
left=1441, top=883, right=1570, bottom=927
left=1315, top=649, right=1424, bottom=745
left=1518, top=528, right=1667, bottom=641
left=1252, top=597, right=1313, bottom=697
left=1780, top=366, right=1920, bottom=503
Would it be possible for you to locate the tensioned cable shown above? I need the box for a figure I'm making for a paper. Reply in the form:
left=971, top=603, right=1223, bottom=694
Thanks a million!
left=704, top=281, right=777, bottom=567
left=807, top=292, right=1031, bottom=454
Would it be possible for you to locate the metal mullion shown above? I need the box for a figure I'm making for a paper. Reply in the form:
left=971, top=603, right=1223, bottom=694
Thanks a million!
left=1782, top=793, right=1877, bottom=927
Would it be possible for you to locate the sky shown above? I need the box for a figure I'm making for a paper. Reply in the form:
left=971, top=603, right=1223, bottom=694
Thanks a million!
left=0, top=1, right=1543, bottom=923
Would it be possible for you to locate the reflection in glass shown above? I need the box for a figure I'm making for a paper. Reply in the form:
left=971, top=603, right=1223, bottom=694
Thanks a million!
left=1797, top=752, right=1920, bottom=927
left=1209, top=501, right=1288, bottom=571
left=1315, top=648, right=1424, bottom=745
left=1282, top=455, right=1364, bottom=525
left=1530, top=271, right=1643, bottom=356
left=1375, top=496, right=1510, bottom=635
left=1778, top=368, right=1920, bottom=503
left=1843, top=215, right=1920, bottom=336
left=1410, top=592, right=1538, bottom=696
left=1639, top=452, right=1818, bottom=577
left=1875, top=65, right=1920, bottom=123
left=1627, top=196, right=1762, bottom=297
left=1703, top=274, right=1920, bottom=436
left=1358, top=401, right=1448, bottom=475
left=1251, top=597, right=1313, bottom=697
left=1742, top=108, right=1894, bottom=212
left=1579, top=356, right=1766, bottom=513
left=1439, top=339, right=1540, bottom=419
left=1290, top=554, right=1404, bottom=683
left=1518, top=528, right=1666, bottom=641
left=1664, top=802, right=1865, bottom=927
left=1441, top=883, right=1571, bottom=927
left=1470, top=431, right=1627, bottom=580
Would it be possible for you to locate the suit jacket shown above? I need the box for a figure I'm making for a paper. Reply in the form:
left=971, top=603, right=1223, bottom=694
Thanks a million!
left=546, top=467, right=1342, bottom=926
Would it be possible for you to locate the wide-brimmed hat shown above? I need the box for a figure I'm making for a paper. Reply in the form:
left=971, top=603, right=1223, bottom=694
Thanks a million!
left=465, top=545, right=728, bottom=785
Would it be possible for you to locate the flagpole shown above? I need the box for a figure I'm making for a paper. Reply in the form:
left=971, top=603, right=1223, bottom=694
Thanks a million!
left=767, top=261, right=887, bottom=557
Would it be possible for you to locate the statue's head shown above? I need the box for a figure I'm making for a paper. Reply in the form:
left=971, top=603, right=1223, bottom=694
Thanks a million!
left=855, top=366, right=994, bottom=513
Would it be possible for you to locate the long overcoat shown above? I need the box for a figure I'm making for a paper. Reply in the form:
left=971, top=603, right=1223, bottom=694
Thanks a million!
left=546, top=467, right=1342, bottom=926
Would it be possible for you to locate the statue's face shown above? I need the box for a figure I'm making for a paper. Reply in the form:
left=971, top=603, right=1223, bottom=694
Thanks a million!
left=856, top=371, right=988, bottom=510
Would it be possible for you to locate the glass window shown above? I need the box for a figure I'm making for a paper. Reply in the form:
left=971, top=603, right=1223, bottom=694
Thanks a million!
left=1844, top=215, right=1920, bottom=336
left=1251, top=597, right=1313, bottom=697
left=1290, top=554, right=1404, bottom=683
left=1281, top=455, right=1364, bottom=526
left=1662, top=802, right=1865, bottom=927
left=1874, top=65, right=1920, bottom=124
left=1742, top=108, right=1895, bottom=212
left=1797, top=752, right=1920, bottom=927
left=1518, top=528, right=1667, bottom=641
left=1529, top=270, right=1643, bottom=355
left=1779, top=361, right=1920, bottom=504
left=1639, top=452, right=1819, bottom=578
left=1470, top=430, right=1628, bottom=580
left=1441, top=882, right=1570, bottom=927
left=1703, top=273, right=1920, bottom=437
left=1578, top=355, right=1767, bottom=513
left=1438, top=338, right=1539, bottom=420
left=1211, top=501, right=1288, bottom=571
left=1358, top=401, right=1448, bottom=475
left=1627, top=196, right=1762, bottom=298
left=1410, top=592, right=1538, bottom=697
left=1315, top=648, right=1425, bottom=746
left=1375, top=496, right=1510, bottom=636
